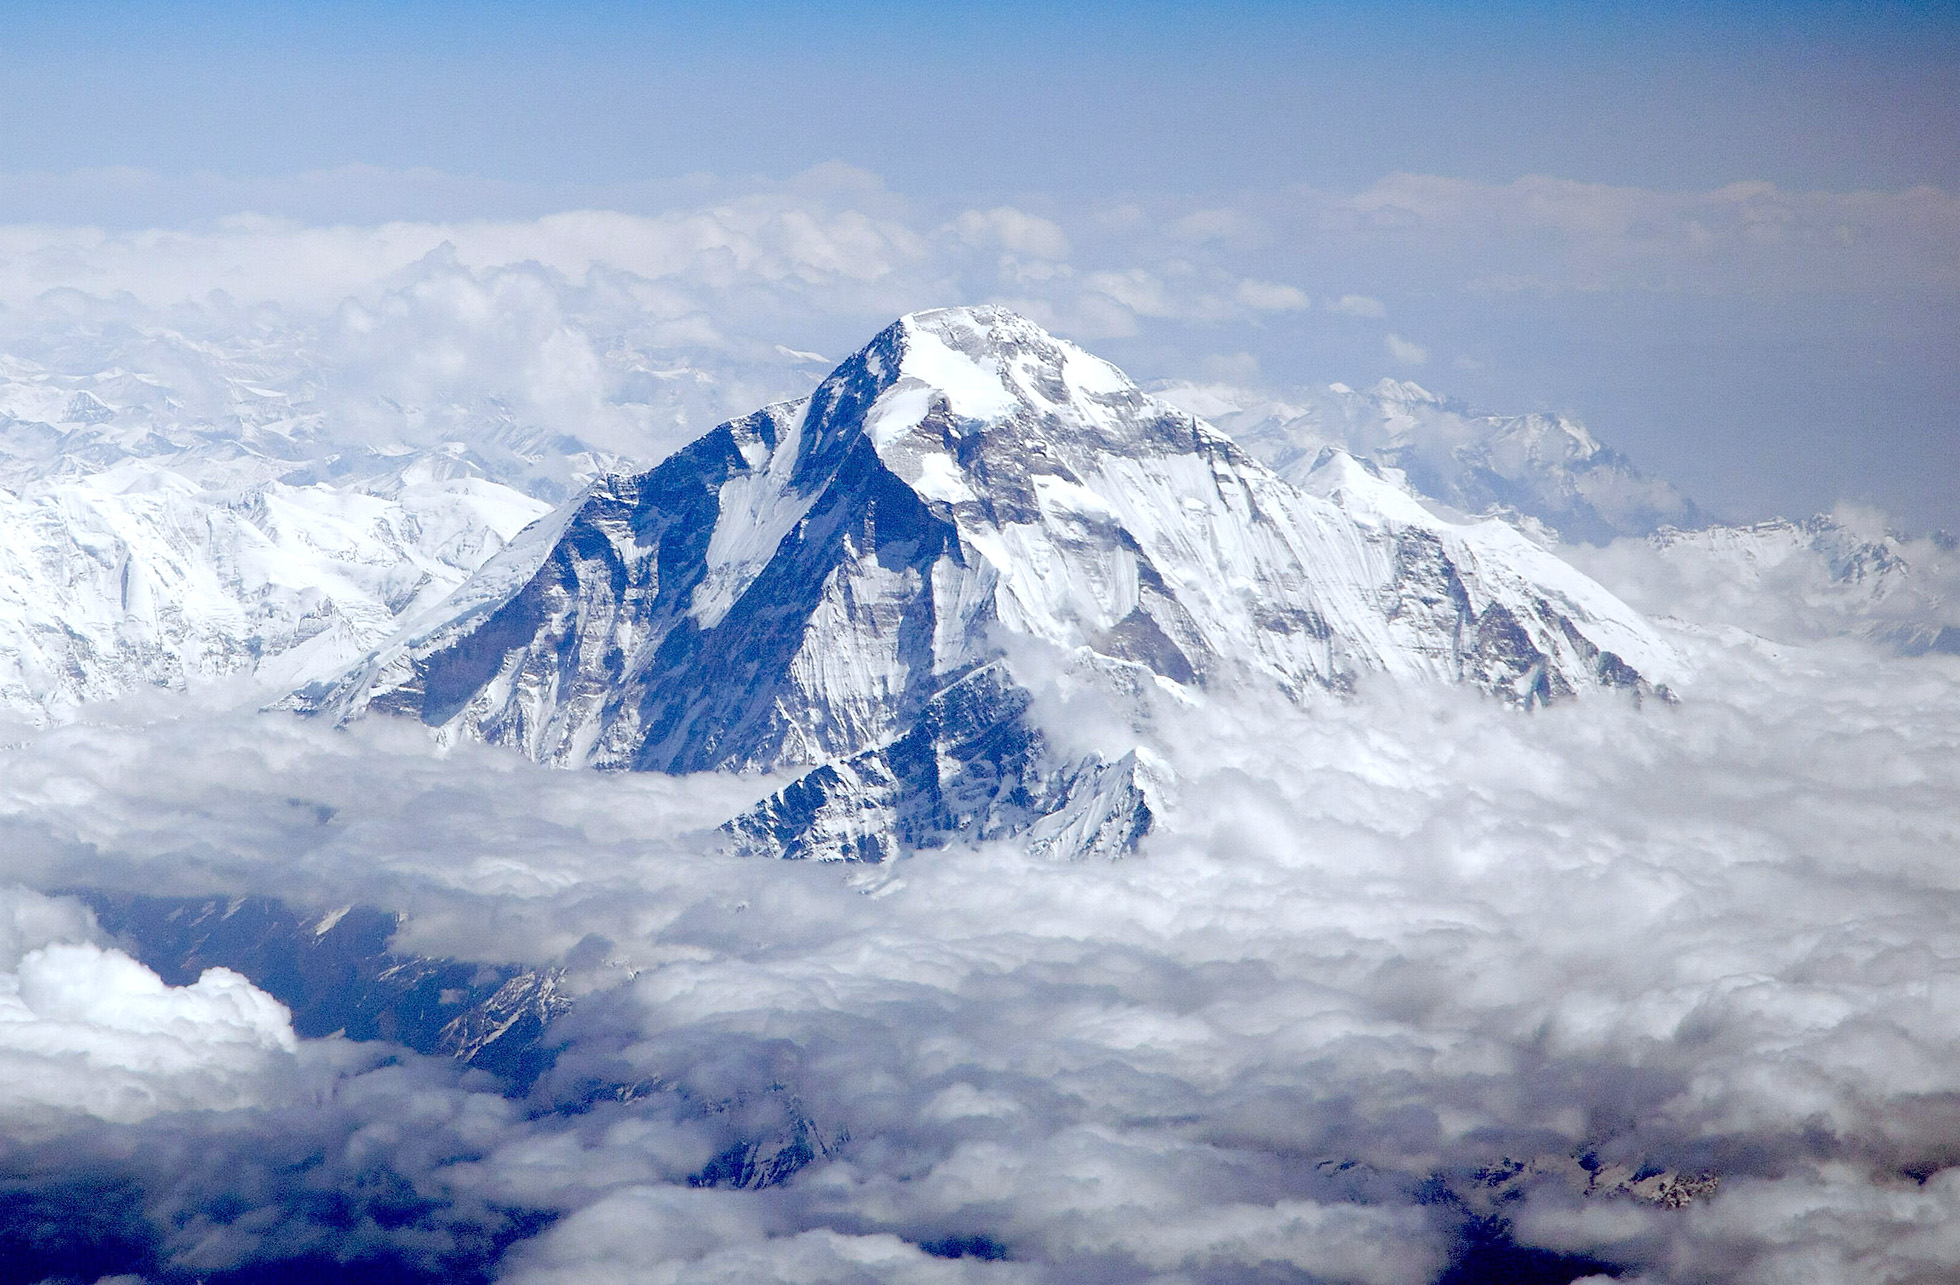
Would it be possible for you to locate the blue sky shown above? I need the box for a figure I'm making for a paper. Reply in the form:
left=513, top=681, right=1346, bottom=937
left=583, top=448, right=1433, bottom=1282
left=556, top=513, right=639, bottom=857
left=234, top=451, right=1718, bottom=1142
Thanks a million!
left=6, top=1, right=1955, bottom=202
left=1, top=0, right=1956, bottom=529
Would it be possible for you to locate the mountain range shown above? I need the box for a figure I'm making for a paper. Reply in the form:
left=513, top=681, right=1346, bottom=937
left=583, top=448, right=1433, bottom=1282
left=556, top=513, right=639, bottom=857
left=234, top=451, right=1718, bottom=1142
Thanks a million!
left=288, top=307, right=1680, bottom=861
left=0, top=308, right=780, bottom=725
left=2, top=306, right=1949, bottom=851
left=3, top=302, right=1951, bottom=1285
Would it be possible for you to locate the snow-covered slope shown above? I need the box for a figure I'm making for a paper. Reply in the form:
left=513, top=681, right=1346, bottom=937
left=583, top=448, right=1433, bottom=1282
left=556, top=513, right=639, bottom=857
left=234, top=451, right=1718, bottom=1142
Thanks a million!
left=295, top=307, right=1679, bottom=861
left=0, top=461, right=550, bottom=723
left=0, top=300, right=836, bottom=723
left=1157, top=377, right=1704, bottom=544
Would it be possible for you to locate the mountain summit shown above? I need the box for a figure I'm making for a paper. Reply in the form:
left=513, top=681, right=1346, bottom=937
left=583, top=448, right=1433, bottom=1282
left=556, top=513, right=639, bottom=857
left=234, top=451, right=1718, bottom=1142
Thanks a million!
left=291, top=307, right=1676, bottom=860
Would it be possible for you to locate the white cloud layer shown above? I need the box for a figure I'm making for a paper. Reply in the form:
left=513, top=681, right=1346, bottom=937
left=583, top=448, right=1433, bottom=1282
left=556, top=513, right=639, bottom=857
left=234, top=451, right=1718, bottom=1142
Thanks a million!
left=0, top=612, right=1956, bottom=1280
left=0, top=888, right=297, bottom=1127
left=1326, top=173, right=1960, bottom=295
left=7, top=167, right=1941, bottom=362
left=1565, top=507, right=1960, bottom=651
left=1384, top=332, right=1428, bottom=364
left=1329, top=293, right=1388, bottom=317
left=3, top=163, right=1955, bottom=531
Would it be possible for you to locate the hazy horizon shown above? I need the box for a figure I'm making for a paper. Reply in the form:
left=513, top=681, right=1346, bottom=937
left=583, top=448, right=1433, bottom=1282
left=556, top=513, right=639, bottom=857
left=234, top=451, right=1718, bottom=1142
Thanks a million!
left=1, top=0, right=1954, bottom=530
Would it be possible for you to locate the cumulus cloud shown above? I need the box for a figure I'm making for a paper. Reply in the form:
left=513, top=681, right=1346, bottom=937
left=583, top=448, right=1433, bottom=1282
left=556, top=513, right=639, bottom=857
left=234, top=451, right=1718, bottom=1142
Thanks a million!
left=0, top=888, right=297, bottom=1127
left=0, top=179, right=1353, bottom=475
left=0, top=194, right=935, bottom=316
left=1, top=169, right=1949, bottom=344
left=1080, top=267, right=1177, bottom=318
left=502, top=1193, right=1033, bottom=1285
left=952, top=207, right=1071, bottom=262
left=1233, top=278, right=1310, bottom=311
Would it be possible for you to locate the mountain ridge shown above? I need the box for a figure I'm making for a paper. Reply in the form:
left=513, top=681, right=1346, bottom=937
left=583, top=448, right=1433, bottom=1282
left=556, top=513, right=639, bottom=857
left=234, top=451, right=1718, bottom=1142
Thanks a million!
left=290, top=306, right=1679, bottom=861
left=1154, top=375, right=1707, bottom=545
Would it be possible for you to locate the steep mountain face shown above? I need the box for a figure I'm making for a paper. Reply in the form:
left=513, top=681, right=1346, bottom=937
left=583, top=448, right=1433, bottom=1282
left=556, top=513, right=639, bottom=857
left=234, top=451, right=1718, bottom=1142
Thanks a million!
left=1156, top=377, right=1705, bottom=544
left=294, top=307, right=1678, bottom=862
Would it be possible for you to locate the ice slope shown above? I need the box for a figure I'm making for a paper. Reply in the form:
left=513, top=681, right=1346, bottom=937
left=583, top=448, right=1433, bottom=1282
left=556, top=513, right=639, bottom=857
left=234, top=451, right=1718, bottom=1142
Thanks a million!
left=1157, top=376, right=1704, bottom=544
left=295, top=307, right=1679, bottom=862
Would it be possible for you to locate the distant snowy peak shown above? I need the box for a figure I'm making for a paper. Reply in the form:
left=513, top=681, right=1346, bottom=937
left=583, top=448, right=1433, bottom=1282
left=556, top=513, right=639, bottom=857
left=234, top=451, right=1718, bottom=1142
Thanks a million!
left=0, top=353, right=629, bottom=504
left=1166, top=373, right=1956, bottom=657
left=1570, top=512, right=1960, bottom=655
left=1156, top=376, right=1704, bottom=545
left=293, top=307, right=1679, bottom=863
left=0, top=319, right=810, bottom=504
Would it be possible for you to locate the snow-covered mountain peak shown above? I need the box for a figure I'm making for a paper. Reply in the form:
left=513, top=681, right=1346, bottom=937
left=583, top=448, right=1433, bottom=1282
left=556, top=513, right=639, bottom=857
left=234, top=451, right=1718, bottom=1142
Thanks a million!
left=291, top=308, right=1679, bottom=862
left=795, top=307, right=1384, bottom=683
left=1475, top=409, right=1608, bottom=469
left=1370, top=377, right=1443, bottom=407
left=889, top=306, right=1136, bottom=412
left=829, top=306, right=1190, bottom=469
left=1566, top=511, right=1960, bottom=656
left=1295, top=446, right=1436, bottom=526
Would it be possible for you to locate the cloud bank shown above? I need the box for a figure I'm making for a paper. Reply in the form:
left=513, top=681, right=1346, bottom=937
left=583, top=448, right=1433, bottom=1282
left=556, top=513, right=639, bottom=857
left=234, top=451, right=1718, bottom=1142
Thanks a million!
left=0, top=615, right=1957, bottom=1280
left=0, top=887, right=296, bottom=1132
left=4, top=166, right=1951, bottom=349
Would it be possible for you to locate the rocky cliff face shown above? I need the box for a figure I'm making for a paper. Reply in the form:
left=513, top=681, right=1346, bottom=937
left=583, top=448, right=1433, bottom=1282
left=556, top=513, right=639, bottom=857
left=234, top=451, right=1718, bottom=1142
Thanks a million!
left=292, top=308, right=1679, bottom=861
